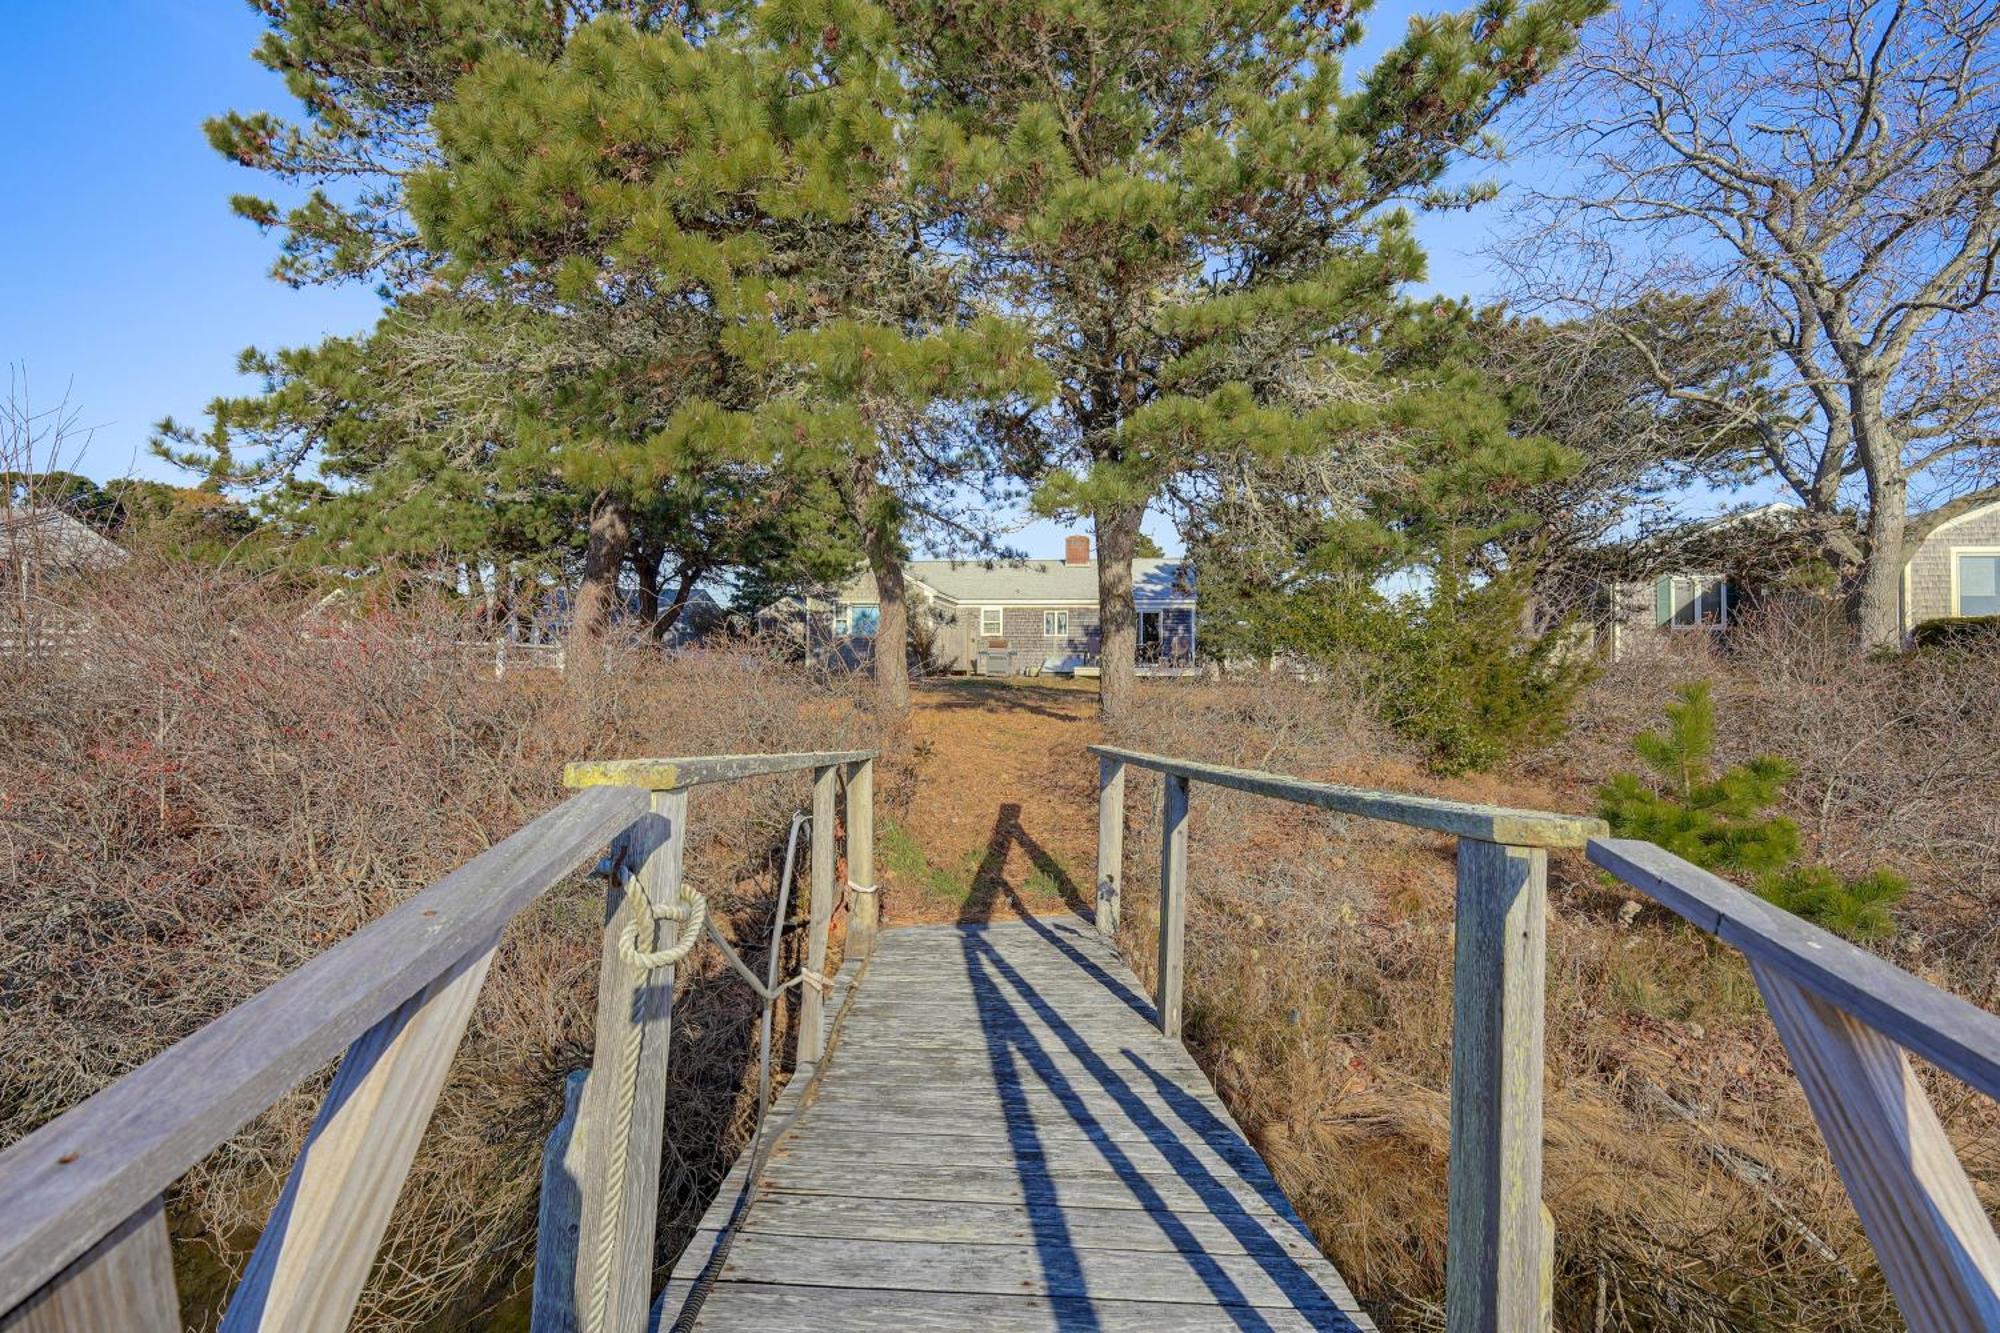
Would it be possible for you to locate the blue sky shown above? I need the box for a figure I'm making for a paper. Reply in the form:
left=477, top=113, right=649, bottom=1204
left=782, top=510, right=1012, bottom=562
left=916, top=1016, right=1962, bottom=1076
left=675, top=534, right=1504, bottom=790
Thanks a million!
left=0, top=2, right=1538, bottom=559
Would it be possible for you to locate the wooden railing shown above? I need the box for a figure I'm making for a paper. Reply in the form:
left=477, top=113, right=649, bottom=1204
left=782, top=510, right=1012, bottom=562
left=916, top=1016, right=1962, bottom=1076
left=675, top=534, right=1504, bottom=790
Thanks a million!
left=1091, top=744, right=2000, bottom=1333
left=0, top=749, right=875, bottom=1333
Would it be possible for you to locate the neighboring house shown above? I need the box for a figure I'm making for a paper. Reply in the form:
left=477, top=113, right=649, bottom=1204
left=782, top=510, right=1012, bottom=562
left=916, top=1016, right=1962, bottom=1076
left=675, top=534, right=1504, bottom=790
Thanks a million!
left=1597, top=496, right=2000, bottom=657
left=1593, top=503, right=1793, bottom=660
left=1, top=506, right=126, bottom=589
left=1901, top=496, right=2000, bottom=634
left=817, top=535, right=1197, bottom=676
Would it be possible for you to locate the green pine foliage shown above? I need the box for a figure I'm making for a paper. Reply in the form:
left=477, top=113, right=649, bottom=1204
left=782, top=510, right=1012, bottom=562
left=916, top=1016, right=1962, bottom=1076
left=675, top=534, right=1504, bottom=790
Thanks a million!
left=889, top=0, right=1606, bottom=713
left=1600, top=682, right=1907, bottom=941
left=1368, top=568, right=1591, bottom=776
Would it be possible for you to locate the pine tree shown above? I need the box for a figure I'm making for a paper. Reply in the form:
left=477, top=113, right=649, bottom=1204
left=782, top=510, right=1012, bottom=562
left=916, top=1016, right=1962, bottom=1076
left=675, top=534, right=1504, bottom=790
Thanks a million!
left=1600, top=682, right=1906, bottom=942
left=891, top=0, right=1605, bottom=719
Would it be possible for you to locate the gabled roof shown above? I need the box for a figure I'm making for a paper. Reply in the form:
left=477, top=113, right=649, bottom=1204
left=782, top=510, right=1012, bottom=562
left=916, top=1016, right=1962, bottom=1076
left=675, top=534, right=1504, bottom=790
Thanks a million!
left=0, top=507, right=126, bottom=568
left=838, top=557, right=1194, bottom=607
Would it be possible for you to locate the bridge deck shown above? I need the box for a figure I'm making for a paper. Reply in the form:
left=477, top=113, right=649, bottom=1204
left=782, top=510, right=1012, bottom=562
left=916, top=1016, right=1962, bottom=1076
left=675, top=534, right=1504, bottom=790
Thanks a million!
left=658, top=916, right=1373, bottom=1331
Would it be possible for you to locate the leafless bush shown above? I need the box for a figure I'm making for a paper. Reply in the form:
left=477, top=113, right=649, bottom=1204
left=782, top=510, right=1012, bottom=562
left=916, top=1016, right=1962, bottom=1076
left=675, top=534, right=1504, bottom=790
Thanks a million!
left=1117, top=667, right=1993, bottom=1330
left=0, top=554, right=872, bottom=1328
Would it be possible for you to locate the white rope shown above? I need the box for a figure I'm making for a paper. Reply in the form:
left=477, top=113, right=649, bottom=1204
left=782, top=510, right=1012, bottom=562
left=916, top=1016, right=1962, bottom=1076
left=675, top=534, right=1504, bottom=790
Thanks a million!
left=586, top=866, right=705, bottom=1333
left=585, top=836, right=830, bottom=1332
left=845, top=880, right=879, bottom=895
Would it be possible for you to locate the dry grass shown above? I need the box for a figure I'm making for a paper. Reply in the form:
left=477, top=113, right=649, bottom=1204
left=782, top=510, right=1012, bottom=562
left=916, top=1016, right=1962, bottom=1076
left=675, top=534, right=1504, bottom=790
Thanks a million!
left=0, top=553, right=873, bottom=1328
left=1114, top=653, right=1997, bottom=1331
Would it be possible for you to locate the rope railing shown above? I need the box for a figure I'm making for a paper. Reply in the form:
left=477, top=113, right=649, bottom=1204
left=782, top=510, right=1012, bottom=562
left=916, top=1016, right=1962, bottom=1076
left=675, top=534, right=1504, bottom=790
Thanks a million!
left=0, top=749, right=878, bottom=1333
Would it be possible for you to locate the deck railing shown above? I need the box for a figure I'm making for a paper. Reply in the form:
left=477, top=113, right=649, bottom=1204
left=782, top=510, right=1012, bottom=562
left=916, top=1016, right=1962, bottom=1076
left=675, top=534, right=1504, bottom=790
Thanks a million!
left=0, top=749, right=876, bottom=1333
left=1091, top=744, right=2000, bottom=1333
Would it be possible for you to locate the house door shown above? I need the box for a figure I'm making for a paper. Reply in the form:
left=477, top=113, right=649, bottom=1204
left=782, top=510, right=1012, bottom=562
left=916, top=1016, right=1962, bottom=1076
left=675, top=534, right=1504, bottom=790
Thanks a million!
left=1137, top=611, right=1163, bottom=663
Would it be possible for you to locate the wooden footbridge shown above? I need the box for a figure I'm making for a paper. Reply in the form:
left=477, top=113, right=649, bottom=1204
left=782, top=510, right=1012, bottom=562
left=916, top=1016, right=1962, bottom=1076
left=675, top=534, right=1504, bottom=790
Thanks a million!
left=3, top=747, right=1999, bottom=1332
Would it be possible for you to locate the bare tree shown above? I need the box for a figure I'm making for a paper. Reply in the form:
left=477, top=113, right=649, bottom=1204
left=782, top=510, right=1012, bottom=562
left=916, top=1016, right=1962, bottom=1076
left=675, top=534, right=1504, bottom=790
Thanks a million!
left=1505, top=0, right=2000, bottom=647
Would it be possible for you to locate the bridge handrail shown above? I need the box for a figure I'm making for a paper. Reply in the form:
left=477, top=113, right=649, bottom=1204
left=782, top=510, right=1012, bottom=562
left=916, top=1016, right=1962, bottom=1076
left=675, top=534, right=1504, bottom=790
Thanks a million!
left=1089, top=744, right=2000, bottom=1333
left=0, top=749, right=877, bottom=1333
left=1089, top=745, right=1604, bottom=847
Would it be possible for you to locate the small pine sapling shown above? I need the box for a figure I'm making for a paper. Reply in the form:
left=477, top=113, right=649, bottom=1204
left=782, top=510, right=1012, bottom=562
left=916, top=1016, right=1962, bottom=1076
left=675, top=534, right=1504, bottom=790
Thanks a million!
left=1600, top=682, right=1906, bottom=941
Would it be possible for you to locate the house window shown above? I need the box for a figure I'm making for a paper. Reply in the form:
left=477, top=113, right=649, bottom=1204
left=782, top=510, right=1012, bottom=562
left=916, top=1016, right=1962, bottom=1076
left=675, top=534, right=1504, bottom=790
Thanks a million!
left=1957, top=551, right=2000, bottom=616
left=840, top=603, right=879, bottom=637
left=1044, top=610, right=1070, bottom=638
left=980, top=606, right=1004, bottom=636
left=1654, top=575, right=1729, bottom=628
left=1137, top=610, right=1162, bottom=663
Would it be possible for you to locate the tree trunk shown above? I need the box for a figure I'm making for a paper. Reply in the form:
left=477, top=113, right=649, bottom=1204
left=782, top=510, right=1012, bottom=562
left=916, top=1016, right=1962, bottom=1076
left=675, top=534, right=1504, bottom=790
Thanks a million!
left=1095, top=504, right=1143, bottom=725
left=632, top=547, right=661, bottom=631
left=1854, top=474, right=1908, bottom=651
left=654, top=565, right=702, bottom=641
left=864, top=523, right=911, bottom=716
left=572, top=496, right=631, bottom=649
left=1851, top=398, right=1909, bottom=652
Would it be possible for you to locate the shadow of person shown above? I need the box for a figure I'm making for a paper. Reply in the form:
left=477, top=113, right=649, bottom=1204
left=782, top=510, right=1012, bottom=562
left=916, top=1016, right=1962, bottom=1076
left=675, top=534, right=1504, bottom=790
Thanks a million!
left=958, top=800, right=1094, bottom=924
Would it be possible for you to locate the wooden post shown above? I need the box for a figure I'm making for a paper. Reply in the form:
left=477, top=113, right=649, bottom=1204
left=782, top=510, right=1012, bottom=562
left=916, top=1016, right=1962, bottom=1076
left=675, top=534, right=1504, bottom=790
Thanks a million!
left=1445, top=837, right=1550, bottom=1333
left=799, top=765, right=839, bottom=1063
left=0, top=1198, right=176, bottom=1333
left=223, top=939, right=499, bottom=1333
left=575, top=791, right=686, bottom=1333
left=846, top=758, right=878, bottom=959
left=530, top=1069, right=591, bottom=1333
left=1752, top=962, right=2000, bottom=1329
left=1156, top=772, right=1190, bottom=1039
left=1095, top=756, right=1126, bottom=937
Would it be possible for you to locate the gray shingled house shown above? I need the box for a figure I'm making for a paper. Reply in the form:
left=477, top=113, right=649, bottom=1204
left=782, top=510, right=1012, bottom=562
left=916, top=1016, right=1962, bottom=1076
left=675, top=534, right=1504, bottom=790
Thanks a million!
left=1901, top=497, right=2000, bottom=634
left=1597, top=497, right=2000, bottom=657
left=820, top=535, right=1197, bottom=676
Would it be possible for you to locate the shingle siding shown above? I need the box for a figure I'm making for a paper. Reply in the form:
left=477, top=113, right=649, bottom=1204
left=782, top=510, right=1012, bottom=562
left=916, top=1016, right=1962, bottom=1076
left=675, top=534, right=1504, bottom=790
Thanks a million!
left=956, top=605, right=1100, bottom=672
left=1906, top=504, right=2000, bottom=628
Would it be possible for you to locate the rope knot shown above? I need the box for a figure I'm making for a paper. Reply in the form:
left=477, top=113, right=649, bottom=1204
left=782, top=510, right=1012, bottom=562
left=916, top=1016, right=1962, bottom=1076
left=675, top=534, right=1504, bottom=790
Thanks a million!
left=619, top=878, right=707, bottom=970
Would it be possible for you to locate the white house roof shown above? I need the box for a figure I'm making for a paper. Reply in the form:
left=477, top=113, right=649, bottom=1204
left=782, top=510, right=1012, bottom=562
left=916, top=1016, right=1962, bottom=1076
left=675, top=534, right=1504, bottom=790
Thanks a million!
left=837, top=557, right=1193, bottom=607
left=0, top=507, right=126, bottom=568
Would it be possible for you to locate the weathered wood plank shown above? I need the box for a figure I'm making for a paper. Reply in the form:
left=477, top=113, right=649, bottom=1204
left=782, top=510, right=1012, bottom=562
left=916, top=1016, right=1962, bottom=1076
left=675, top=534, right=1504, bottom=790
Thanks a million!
left=1096, top=755, right=1126, bottom=936
left=222, top=937, right=499, bottom=1333
left=530, top=1069, right=591, bottom=1333
left=1590, top=837, right=2000, bottom=1101
left=797, top=766, right=839, bottom=1063
left=1752, top=962, right=2000, bottom=1331
left=0, top=1198, right=175, bottom=1333
left=767, top=1127, right=1277, bottom=1186
left=577, top=788, right=688, bottom=1333
left=790, top=1110, right=1265, bottom=1160
left=1090, top=745, right=1604, bottom=847
left=845, top=758, right=878, bottom=958
left=1445, top=838, right=1550, bottom=1333
left=653, top=1280, right=1346, bottom=1332
left=562, top=751, right=875, bottom=793
left=678, top=1231, right=1357, bottom=1313
left=0, top=784, right=647, bottom=1317
left=718, top=1192, right=1323, bottom=1257
left=1157, top=773, right=1191, bottom=1039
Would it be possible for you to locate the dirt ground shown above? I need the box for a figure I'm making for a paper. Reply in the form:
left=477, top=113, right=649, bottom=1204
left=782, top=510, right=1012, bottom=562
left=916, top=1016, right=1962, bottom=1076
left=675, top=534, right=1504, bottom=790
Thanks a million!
left=881, top=676, right=1106, bottom=924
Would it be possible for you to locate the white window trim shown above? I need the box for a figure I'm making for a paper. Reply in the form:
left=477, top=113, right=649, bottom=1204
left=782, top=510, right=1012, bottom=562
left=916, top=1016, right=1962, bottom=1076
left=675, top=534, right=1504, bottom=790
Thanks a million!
left=1661, top=574, right=1729, bottom=629
left=1044, top=609, right=1070, bottom=637
left=1950, top=545, right=2000, bottom=617
left=980, top=606, right=1004, bottom=635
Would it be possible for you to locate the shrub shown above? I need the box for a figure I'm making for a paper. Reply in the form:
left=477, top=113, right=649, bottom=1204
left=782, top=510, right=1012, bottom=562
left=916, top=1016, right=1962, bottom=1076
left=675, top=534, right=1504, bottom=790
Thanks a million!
left=1911, top=614, right=2000, bottom=649
left=1599, top=681, right=1906, bottom=941
left=1364, top=570, right=1592, bottom=775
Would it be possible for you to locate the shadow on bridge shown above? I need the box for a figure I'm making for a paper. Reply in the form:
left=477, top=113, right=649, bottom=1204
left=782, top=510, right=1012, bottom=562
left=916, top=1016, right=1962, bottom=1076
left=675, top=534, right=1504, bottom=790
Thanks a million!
left=954, top=802, right=1361, bottom=1329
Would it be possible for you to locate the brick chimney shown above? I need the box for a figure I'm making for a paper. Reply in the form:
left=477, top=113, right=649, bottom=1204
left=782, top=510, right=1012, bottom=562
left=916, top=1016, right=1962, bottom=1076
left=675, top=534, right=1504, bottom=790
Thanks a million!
left=1064, top=534, right=1091, bottom=566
